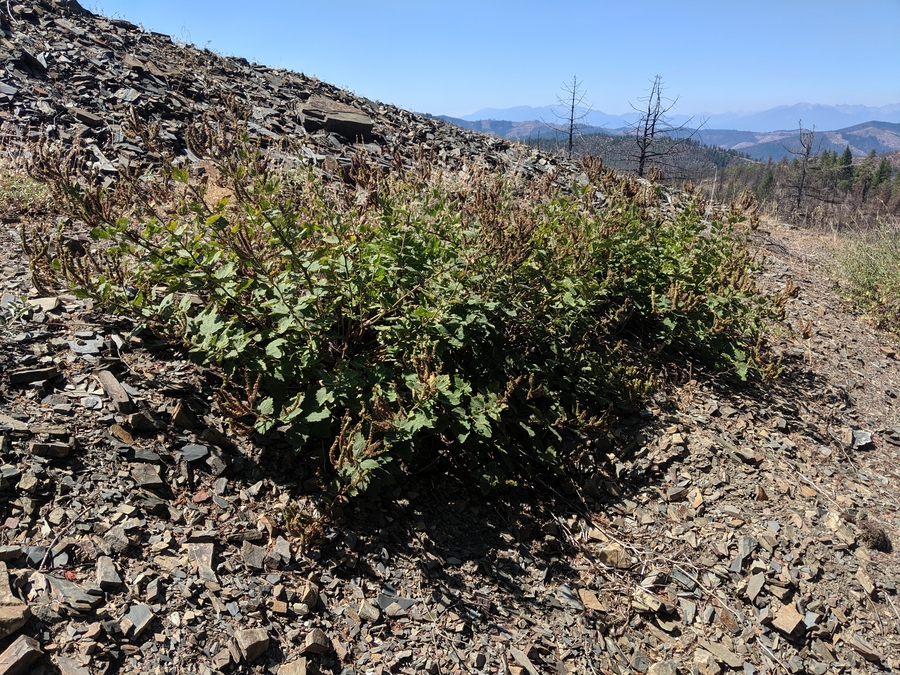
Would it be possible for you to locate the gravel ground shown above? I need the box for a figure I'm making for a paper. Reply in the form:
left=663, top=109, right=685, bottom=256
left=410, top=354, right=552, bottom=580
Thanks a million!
left=1, top=207, right=899, bottom=675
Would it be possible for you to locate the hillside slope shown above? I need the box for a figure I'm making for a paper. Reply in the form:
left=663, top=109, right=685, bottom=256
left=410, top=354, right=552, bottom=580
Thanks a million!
left=1, top=0, right=572, bottom=184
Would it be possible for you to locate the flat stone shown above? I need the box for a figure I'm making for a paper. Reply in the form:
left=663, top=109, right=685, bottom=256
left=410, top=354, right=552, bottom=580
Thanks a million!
left=278, top=657, right=318, bottom=675
left=28, top=441, right=71, bottom=458
left=0, top=415, right=29, bottom=433
left=697, top=640, right=743, bottom=668
left=186, top=541, right=214, bottom=569
left=27, top=297, right=60, bottom=312
left=179, top=443, right=208, bottom=462
left=133, top=448, right=161, bottom=463
left=693, top=649, right=721, bottom=675
left=212, top=649, right=231, bottom=670
left=47, top=576, right=102, bottom=612
left=96, top=556, right=123, bottom=590
left=510, top=646, right=539, bottom=675
left=647, top=660, right=678, bottom=675
left=55, top=656, right=91, bottom=675
left=0, top=634, right=42, bottom=675
left=242, top=540, right=266, bottom=570
left=122, top=603, right=153, bottom=638
left=301, top=628, right=329, bottom=654
left=131, top=463, right=164, bottom=489
left=70, top=107, right=104, bottom=127
left=96, top=370, right=133, bottom=413
left=235, top=627, right=269, bottom=662
left=746, top=573, right=765, bottom=602
left=8, top=366, right=58, bottom=385
left=0, top=605, right=29, bottom=641
left=68, top=338, right=103, bottom=355
left=80, top=395, right=103, bottom=410
left=771, top=602, right=804, bottom=635
left=578, top=588, right=604, bottom=611
left=109, top=423, right=133, bottom=445
left=847, top=633, right=882, bottom=662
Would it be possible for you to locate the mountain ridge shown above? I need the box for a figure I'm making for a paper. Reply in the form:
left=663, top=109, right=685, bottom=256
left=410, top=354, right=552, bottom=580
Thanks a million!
left=459, top=102, right=900, bottom=134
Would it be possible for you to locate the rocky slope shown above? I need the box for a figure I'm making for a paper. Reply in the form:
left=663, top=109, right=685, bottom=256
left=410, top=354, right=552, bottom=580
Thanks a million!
left=1, top=3, right=899, bottom=675
left=1, top=0, right=573, bottom=185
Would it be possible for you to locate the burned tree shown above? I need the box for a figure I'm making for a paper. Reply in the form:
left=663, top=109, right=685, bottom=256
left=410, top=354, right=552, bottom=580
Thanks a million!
left=783, top=120, right=817, bottom=214
left=627, top=75, right=703, bottom=178
left=545, top=76, right=591, bottom=158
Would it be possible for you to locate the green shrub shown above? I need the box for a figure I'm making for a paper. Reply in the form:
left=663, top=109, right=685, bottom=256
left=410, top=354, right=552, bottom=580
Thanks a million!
left=840, top=224, right=900, bottom=333
left=25, top=138, right=784, bottom=496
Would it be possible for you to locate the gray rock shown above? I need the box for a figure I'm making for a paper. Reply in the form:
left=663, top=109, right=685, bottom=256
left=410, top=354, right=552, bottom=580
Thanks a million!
left=68, top=337, right=103, bottom=354
left=104, top=525, right=130, bottom=553
left=235, top=627, right=269, bottom=662
left=96, top=555, right=123, bottom=590
left=123, top=603, right=153, bottom=638
left=131, top=463, right=164, bottom=489
left=242, top=540, right=266, bottom=570
left=301, top=628, right=329, bottom=654
left=358, top=601, right=381, bottom=622
left=179, top=443, right=208, bottom=462
left=270, top=536, right=292, bottom=565
left=0, top=605, right=30, bottom=641
left=47, top=575, right=104, bottom=612
left=0, top=634, right=42, bottom=675
left=55, top=656, right=91, bottom=675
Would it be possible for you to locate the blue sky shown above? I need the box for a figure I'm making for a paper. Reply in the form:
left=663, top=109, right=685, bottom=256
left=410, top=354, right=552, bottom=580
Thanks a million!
left=87, top=1, right=900, bottom=118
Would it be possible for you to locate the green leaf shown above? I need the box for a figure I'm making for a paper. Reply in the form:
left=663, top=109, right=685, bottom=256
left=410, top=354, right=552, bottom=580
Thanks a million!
left=258, top=397, right=275, bottom=415
left=266, top=338, right=286, bottom=359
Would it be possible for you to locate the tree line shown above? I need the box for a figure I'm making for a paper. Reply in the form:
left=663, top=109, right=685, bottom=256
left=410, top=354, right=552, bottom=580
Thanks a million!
left=713, top=127, right=899, bottom=229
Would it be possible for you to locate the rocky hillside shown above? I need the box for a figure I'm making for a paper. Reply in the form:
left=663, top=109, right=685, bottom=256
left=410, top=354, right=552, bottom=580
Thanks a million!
left=1, top=3, right=899, bottom=675
left=1, top=0, right=572, bottom=184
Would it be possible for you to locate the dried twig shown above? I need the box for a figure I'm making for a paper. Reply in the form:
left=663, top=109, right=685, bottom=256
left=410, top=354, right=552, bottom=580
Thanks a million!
left=38, top=497, right=96, bottom=571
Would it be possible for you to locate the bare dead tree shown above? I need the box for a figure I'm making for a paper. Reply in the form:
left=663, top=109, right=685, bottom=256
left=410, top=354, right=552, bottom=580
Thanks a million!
left=627, top=75, right=704, bottom=178
left=782, top=120, right=817, bottom=214
left=543, top=76, right=591, bottom=158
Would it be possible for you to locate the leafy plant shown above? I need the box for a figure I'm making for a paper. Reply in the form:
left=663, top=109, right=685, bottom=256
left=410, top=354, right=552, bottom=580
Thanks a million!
left=23, top=129, right=785, bottom=498
left=840, top=223, right=900, bottom=333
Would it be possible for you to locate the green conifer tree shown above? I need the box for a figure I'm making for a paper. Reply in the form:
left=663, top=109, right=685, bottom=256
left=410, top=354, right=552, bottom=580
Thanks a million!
left=872, top=157, right=893, bottom=188
left=837, top=145, right=854, bottom=190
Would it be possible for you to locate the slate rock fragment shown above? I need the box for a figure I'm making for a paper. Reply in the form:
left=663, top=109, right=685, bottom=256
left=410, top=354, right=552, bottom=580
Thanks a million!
left=0, top=634, right=42, bottom=675
left=235, top=627, right=270, bottom=662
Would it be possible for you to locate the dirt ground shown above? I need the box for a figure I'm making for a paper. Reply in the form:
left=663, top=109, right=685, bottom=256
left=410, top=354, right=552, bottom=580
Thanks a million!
left=1, top=203, right=898, bottom=674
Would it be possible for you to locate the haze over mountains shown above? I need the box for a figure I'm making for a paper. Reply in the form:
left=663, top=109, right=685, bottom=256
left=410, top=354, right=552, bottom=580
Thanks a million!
left=438, top=103, right=900, bottom=161
left=458, top=102, right=900, bottom=134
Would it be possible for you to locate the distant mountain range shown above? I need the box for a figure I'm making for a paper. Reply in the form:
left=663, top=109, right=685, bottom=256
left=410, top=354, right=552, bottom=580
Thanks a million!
left=694, top=121, right=900, bottom=160
left=457, top=102, right=900, bottom=134
left=435, top=106, right=900, bottom=161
